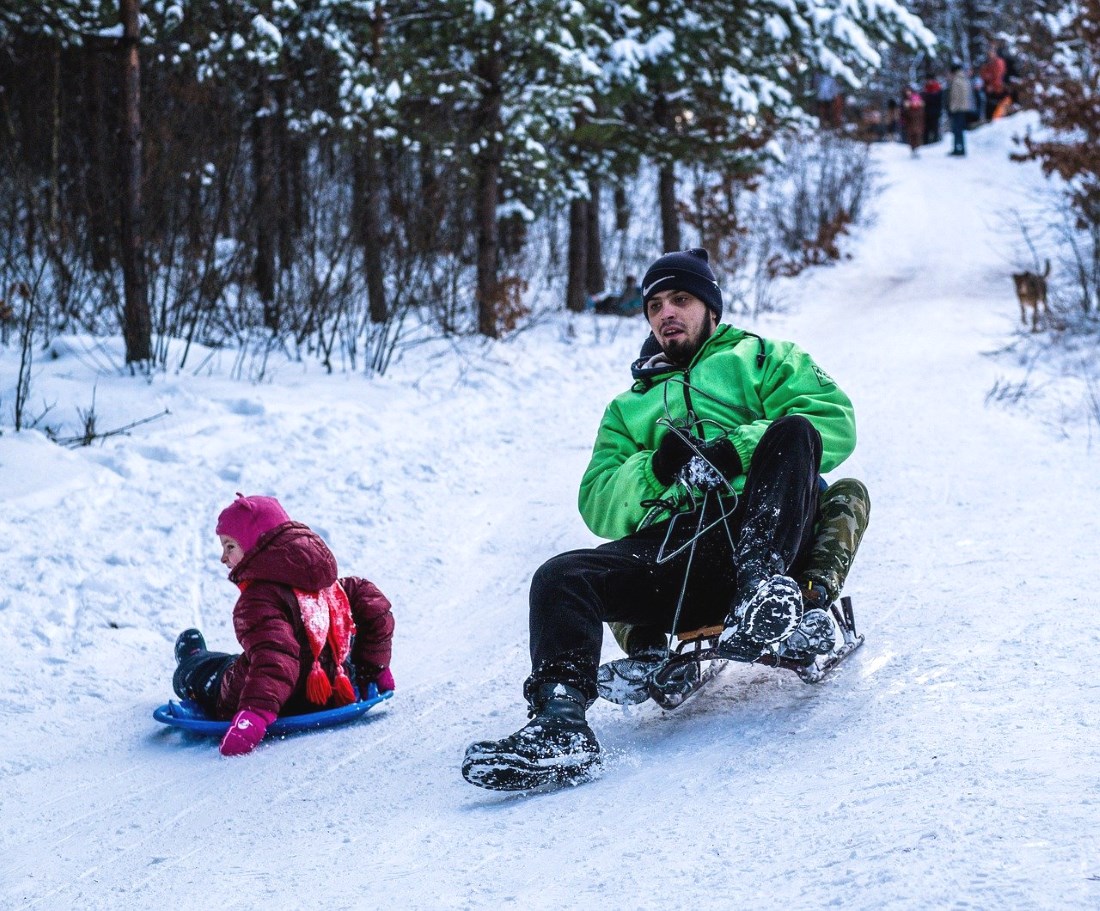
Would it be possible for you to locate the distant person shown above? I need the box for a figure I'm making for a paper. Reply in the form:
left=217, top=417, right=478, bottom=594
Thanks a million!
left=858, top=103, right=886, bottom=142
left=999, top=43, right=1020, bottom=104
left=886, top=97, right=900, bottom=142
left=901, top=85, right=926, bottom=155
left=593, top=275, right=643, bottom=316
left=814, top=73, right=844, bottom=128
left=970, top=73, right=986, bottom=125
left=921, top=73, right=944, bottom=144
left=946, top=63, right=976, bottom=156
left=979, top=46, right=1007, bottom=118
left=171, top=494, right=395, bottom=756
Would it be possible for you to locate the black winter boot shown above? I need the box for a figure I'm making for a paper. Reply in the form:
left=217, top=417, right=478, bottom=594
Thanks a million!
left=723, top=574, right=804, bottom=646
left=597, top=646, right=669, bottom=705
left=174, top=628, right=206, bottom=664
left=776, top=585, right=836, bottom=663
left=172, top=630, right=234, bottom=711
left=461, top=683, right=602, bottom=791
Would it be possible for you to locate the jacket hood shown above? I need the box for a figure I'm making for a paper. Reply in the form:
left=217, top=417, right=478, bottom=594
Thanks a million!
left=229, top=521, right=338, bottom=591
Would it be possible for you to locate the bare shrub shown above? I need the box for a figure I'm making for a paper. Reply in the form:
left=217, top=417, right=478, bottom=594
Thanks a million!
left=763, top=134, right=876, bottom=278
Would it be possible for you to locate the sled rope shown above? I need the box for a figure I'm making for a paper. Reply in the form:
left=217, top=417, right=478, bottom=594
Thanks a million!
left=651, top=389, right=742, bottom=639
left=652, top=417, right=739, bottom=564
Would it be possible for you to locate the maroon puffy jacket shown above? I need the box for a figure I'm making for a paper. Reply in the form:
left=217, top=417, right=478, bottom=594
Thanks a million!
left=214, top=522, right=394, bottom=719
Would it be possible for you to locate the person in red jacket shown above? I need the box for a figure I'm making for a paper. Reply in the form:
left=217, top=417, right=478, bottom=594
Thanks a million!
left=901, top=85, right=926, bottom=155
left=171, top=494, right=395, bottom=756
left=979, top=46, right=1007, bottom=119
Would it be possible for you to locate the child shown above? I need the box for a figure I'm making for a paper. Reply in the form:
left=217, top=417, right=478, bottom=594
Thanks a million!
left=172, top=494, right=395, bottom=757
left=901, top=84, right=926, bottom=155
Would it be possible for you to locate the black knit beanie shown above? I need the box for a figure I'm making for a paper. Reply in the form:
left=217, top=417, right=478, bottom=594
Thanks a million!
left=640, top=248, right=723, bottom=320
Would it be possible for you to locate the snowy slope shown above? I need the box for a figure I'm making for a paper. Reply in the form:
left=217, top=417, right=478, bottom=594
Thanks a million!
left=2, top=115, right=1098, bottom=911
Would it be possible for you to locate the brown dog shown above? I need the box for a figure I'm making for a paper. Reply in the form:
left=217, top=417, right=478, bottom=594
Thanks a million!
left=1012, top=260, right=1050, bottom=332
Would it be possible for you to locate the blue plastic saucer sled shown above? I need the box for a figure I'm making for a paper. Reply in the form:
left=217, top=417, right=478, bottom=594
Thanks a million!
left=153, top=684, right=393, bottom=737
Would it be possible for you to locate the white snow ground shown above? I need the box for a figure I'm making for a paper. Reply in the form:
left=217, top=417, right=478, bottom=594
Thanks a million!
left=1, top=115, right=1097, bottom=910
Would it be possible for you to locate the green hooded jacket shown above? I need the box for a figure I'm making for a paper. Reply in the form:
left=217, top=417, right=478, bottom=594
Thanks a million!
left=578, top=324, right=857, bottom=540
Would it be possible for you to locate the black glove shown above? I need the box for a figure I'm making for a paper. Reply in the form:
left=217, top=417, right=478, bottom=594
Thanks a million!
left=651, top=430, right=697, bottom=486
left=695, top=438, right=742, bottom=481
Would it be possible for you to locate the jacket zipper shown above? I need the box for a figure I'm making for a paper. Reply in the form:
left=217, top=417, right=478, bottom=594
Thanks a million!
left=682, top=366, right=697, bottom=431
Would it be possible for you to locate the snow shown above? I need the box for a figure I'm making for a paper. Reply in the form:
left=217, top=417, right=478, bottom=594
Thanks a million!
left=2, top=114, right=1099, bottom=909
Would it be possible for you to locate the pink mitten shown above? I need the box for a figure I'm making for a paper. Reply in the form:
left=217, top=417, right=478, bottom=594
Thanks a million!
left=219, top=709, right=276, bottom=757
left=375, top=667, right=395, bottom=693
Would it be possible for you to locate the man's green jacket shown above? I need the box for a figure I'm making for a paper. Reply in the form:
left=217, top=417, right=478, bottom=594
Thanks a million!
left=579, top=324, right=857, bottom=540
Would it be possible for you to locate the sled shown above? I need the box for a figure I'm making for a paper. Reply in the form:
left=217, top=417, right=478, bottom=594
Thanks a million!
left=153, top=684, right=393, bottom=737
left=598, top=597, right=864, bottom=709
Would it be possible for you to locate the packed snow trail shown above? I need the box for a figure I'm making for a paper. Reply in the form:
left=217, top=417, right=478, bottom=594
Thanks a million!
left=1, top=116, right=1097, bottom=910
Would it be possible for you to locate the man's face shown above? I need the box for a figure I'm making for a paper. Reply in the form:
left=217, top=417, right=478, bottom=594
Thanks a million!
left=645, top=289, right=716, bottom=364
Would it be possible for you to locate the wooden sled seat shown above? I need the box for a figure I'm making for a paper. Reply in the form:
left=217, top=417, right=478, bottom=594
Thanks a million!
left=676, top=624, right=724, bottom=644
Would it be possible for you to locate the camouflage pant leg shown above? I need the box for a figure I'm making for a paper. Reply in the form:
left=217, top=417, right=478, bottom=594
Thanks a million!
left=608, top=478, right=870, bottom=655
left=609, top=620, right=668, bottom=656
left=800, top=477, right=871, bottom=603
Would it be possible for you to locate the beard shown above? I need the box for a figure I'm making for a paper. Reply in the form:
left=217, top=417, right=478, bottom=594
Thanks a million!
left=661, top=317, right=715, bottom=365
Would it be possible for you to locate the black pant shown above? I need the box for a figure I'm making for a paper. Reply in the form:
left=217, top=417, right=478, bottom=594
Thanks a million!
left=526, top=415, right=822, bottom=703
left=950, top=112, right=968, bottom=154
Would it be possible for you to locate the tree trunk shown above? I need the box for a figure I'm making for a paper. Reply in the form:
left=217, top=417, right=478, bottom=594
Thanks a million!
left=86, top=45, right=114, bottom=271
left=475, top=50, right=503, bottom=338
left=361, top=128, right=387, bottom=324
left=585, top=176, right=605, bottom=295
left=48, top=42, right=61, bottom=239
left=566, top=198, right=588, bottom=313
left=418, top=145, right=440, bottom=253
left=654, top=90, right=681, bottom=253
left=253, top=71, right=277, bottom=328
left=274, top=78, right=295, bottom=276
left=119, top=0, right=152, bottom=364
left=659, top=166, right=680, bottom=253
left=614, top=182, right=630, bottom=232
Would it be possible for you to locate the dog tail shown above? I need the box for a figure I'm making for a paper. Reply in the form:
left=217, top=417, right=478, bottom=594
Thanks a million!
left=1042, top=258, right=1051, bottom=277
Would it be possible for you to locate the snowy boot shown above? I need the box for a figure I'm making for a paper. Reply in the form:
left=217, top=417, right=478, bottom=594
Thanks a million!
left=718, top=574, right=803, bottom=655
left=776, top=585, right=836, bottom=663
left=461, top=683, right=602, bottom=791
left=647, top=658, right=702, bottom=707
left=174, top=628, right=206, bottom=663
left=597, top=646, right=669, bottom=705
left=172, top=629, right=234, bottom=709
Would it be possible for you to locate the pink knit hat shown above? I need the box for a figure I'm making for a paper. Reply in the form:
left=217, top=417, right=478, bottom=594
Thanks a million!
left=216, top=493, right=291, bottom=554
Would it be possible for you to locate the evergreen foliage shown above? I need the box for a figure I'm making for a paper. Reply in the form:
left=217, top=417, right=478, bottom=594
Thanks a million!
left=0, top=0, right=932, bottom=361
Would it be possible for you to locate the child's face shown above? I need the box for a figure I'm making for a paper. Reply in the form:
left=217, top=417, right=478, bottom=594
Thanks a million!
left=219, top=534, right=244, bottom=569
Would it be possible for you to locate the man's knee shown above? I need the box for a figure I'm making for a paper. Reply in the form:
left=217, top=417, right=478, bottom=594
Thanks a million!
left=530, top=551, right=588, bottom=604
left=766, top=413, right=814, bottom=437
left=761, top=414, right=822, bottom=452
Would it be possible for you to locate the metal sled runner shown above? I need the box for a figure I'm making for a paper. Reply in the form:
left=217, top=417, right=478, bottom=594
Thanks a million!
left=600, top=597, right=864, bottom=710
left=667, top=595, right=863, bottom=688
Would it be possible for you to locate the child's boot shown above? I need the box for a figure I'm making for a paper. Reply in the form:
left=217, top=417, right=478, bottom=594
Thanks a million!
left=172, top=629, right=234, bottom=709
left=174, top=628, right=206, bottom=663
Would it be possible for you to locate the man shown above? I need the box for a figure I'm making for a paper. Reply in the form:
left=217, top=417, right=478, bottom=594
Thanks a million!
left=979, top=46, right=1006, bottom=119
left=946, top=63, right=976, bottom=156
left=920, top=72, right=944, bottom=145
left=814, top=72, right=844, bottom=128
left=462, top=249, right=857, bottom=791
left=592, top=275, right=643, bottom=316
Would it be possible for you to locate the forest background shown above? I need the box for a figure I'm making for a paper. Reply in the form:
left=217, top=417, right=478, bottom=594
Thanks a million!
left=0, top=0, right=1097, bottom=408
